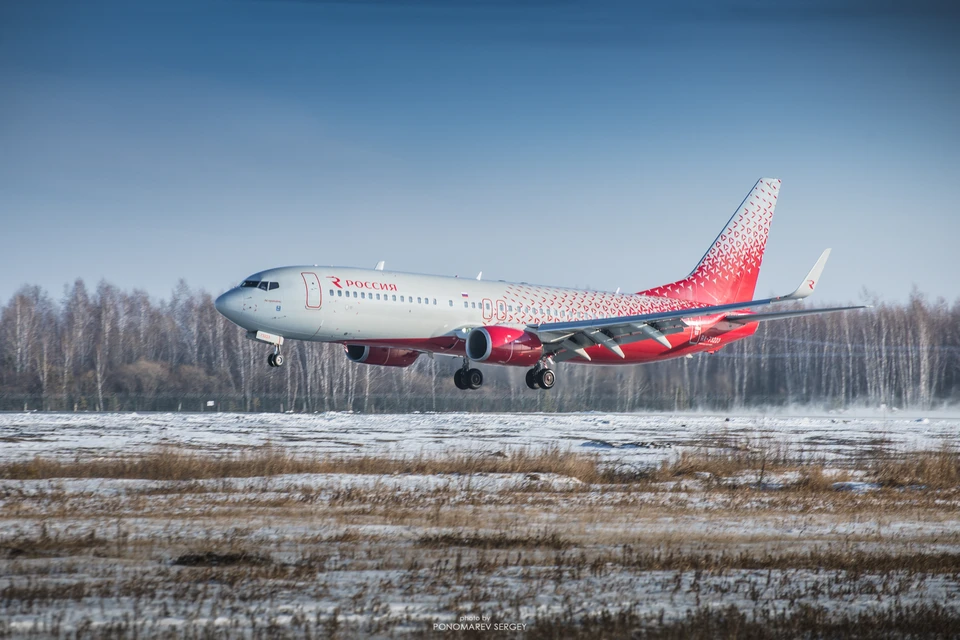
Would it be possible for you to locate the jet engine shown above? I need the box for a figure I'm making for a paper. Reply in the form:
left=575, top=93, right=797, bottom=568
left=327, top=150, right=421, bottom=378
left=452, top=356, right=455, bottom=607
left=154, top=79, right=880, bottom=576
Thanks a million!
left=465, top=326, right=542, bottom=366
left=344, top=345, right=421, bottom=367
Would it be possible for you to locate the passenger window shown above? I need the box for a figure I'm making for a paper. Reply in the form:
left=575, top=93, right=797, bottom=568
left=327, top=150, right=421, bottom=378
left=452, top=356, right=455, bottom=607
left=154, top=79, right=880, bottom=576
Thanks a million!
left=471, top=302, right=476, bottom=309
left=353, top=291, right=357, bottom=298
left=400, top=296, right=405, bottom=302
left=269, top=282, right=279, bottom=290
left=392, top=295, right=397, bottom=302
left=508, top=305, right=513, bottom=312
left=417, top=297, right=422, bottom=304
left=360, top=292, right=365, bottom=299
left=433, top=299, right=437, bottom=305
left=329, top=290, right=334, bottom=296
left=337, top=290, right=342, bottom=297
left=448, top=300, right=453, bottom=307
left=376, top=293, right=381, bottom=300
left=464, top=302, right=468, bottom=308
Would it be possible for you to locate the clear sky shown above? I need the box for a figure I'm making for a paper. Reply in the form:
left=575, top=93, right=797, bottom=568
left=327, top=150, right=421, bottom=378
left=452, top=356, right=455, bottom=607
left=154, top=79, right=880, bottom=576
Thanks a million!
left=2, top=0, right=958, bottom=305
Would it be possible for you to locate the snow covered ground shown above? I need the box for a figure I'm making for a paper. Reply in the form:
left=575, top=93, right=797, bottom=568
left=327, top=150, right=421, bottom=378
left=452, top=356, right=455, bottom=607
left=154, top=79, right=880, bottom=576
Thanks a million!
left=1, top=411, right=958, bottom=638
left=1, top=410, right=957, bottom=463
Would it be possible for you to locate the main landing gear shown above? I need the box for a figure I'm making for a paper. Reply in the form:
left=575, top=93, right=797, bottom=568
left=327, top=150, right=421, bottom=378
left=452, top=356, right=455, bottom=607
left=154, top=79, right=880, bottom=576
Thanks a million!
left=267, top=345, right=284, bottom=368
left=525, top=362, right=556, bottom=390
left=454, top=359, right=483, bottom=390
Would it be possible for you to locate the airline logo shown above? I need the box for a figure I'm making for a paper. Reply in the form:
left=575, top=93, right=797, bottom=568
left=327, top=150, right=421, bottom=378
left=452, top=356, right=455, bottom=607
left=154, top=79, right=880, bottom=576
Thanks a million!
left=327, top=276, right=398, bottom=291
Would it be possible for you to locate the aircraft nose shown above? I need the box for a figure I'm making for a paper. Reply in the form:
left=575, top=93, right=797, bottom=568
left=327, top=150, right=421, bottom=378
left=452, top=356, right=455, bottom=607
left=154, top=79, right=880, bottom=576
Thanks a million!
left=214, top=290, right=244, bottom=323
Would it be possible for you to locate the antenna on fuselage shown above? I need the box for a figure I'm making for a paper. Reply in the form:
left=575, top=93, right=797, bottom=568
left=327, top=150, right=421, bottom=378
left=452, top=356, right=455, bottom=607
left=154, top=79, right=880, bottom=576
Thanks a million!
left=375, top=261, right=385, bottom=271
left=476, top=271, right=482, bottom=281
left=615, top=287, right=621, bottom=294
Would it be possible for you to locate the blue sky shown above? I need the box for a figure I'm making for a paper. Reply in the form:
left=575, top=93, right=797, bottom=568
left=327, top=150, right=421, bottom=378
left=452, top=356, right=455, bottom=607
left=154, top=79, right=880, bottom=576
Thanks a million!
left=2, top=0, right=958, bottom=305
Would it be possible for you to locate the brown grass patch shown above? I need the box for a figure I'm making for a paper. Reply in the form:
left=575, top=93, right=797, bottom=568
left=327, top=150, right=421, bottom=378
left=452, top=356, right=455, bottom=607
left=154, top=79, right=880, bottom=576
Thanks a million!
left=0, top=446, right=606, bottom=483
left=610, top=546, right=960, bottom=574
left=524, top=602, right=960, bottom=640
left=172, top=551, right=271, bottom=567
left=0, top=526, right=109, bottom=559
left=873, top=443, right=960, bottom=489
left=1, top=441, right=957, bottom=496
left=417, top=530, right=572, bottom=550
left=656, top=436, right=819, bottom=480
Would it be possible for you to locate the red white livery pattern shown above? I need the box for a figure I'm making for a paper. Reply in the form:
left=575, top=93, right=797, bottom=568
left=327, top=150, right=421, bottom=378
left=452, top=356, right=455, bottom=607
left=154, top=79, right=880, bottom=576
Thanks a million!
left=215, top=178, right=863, bottom=391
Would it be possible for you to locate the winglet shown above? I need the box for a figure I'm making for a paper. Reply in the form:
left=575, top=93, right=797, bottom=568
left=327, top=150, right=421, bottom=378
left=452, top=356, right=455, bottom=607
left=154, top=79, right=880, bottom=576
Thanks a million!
left=783, top=249, right=830, bottom=300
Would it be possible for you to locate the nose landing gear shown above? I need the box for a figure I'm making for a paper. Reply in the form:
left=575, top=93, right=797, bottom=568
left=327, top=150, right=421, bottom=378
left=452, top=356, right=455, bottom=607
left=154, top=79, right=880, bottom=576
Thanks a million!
left=246, top=330, right=285, bottom=369
left=267, top=346, right=284, bottom=368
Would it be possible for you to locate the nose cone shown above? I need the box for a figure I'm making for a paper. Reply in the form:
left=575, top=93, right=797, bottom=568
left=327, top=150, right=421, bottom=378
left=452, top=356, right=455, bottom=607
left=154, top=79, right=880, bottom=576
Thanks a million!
left=215, top=290, right=244, bottom=324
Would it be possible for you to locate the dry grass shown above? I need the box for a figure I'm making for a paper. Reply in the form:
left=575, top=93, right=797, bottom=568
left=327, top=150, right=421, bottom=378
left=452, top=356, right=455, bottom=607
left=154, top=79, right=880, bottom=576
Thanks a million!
left=2, top=438, right=959, bottom=639
left=417, top=531, right=572, bottom=551
left=2, top=440, right=959, bottom=495
left=596, top=546, right=960, bottom=574
left=0, top=524, right=109, bottom=559
left=653, top=436, right=819, bottom=479
left=873, top=443, right=960, bottom=489
left=0, top=445, right=605, bottom=483
left=524, top=602, right=960, bottom=640
left=172, top=551, right=271, bottom=567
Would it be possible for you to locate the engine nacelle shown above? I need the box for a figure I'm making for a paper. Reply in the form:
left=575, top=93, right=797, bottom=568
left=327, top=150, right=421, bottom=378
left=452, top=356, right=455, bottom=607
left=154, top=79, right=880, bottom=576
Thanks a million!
left=344, top=345, right=420, bottom=368
left=465, top=326, right=543, bottom=366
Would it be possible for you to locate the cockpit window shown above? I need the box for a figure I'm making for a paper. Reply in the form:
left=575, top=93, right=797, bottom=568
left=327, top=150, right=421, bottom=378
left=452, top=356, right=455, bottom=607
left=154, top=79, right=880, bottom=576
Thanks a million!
left=241, top=280, right=279, bottom=290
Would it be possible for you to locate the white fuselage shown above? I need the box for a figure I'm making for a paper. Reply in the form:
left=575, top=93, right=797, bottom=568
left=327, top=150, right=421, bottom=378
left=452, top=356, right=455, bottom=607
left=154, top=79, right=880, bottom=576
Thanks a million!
left=215, top=265, right=688, bottom=348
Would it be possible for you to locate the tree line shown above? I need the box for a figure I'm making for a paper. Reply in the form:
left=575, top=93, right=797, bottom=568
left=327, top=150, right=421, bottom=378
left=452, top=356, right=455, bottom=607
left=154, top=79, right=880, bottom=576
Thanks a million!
left=1, top=279, right=957, bottom=412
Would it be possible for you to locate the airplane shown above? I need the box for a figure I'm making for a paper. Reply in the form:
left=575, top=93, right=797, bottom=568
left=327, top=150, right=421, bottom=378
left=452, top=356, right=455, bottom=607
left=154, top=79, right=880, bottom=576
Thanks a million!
left=214, top=178, right=863, bottom=391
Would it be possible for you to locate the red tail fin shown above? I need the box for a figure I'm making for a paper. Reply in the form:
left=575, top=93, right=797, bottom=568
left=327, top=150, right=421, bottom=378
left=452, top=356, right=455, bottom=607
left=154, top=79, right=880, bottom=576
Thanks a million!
left=638, top=178, right=780, bottom=305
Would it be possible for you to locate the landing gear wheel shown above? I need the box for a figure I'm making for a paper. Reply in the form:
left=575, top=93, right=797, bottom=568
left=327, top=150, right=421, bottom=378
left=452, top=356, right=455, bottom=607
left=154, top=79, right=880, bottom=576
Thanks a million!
left=454, top=369, right=468, bottom=390
left=465, top=368, right=483, bottom=390
left=536, top=368, right=556, bottom=389
left=267, top=353, right=276, bottom=367
left=273, top=354, right=284, bottom=367
left=525, top=369, right=540, bottom=389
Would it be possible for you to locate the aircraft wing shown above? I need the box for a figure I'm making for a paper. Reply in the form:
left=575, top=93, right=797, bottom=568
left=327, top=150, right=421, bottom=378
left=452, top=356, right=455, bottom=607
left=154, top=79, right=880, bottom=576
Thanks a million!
left=529, top=250, right=858, bottom=362
left=724, top=305, right=866, bottom=324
